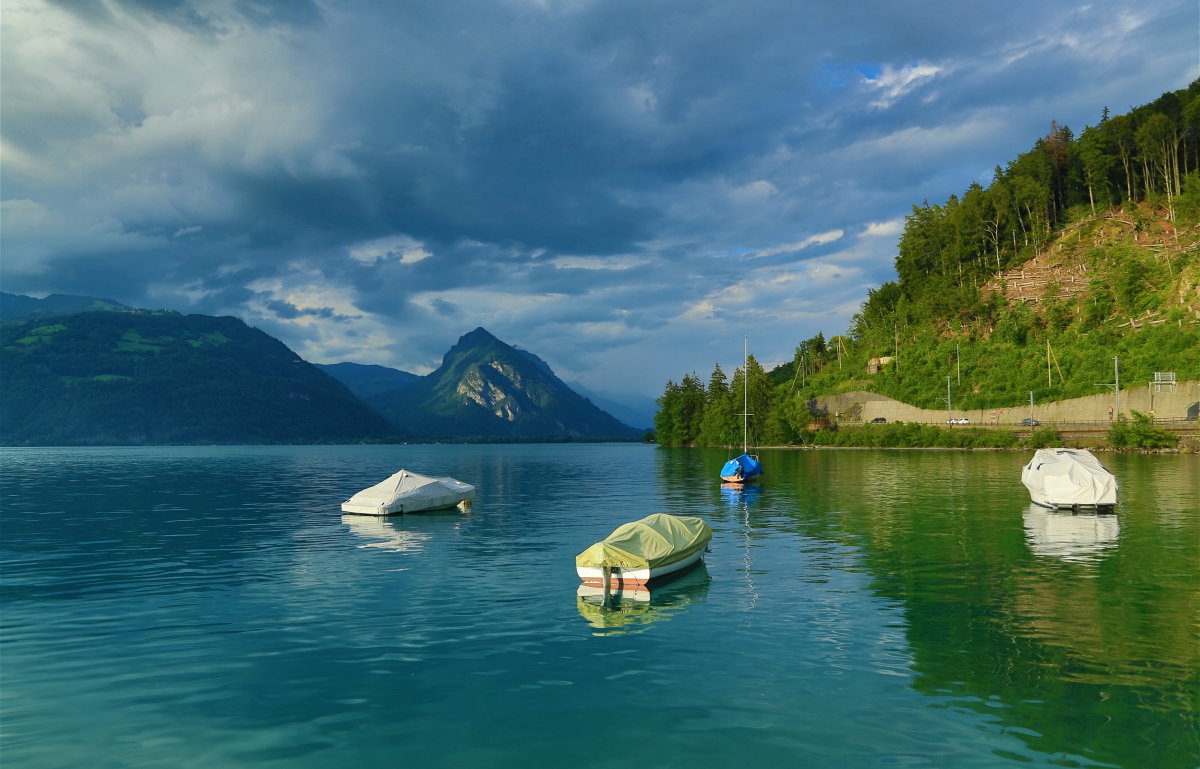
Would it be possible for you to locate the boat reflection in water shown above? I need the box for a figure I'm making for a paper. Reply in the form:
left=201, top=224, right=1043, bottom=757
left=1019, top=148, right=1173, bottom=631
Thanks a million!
left=341, top=513, right=442, bottom=554
left=576, top=562, right=711, bottom=635
left=1022, top=504, right=1120, bottom=564
left=720, top=481, right=763, bottom=504
left=720, top=480, right=763, bottom=612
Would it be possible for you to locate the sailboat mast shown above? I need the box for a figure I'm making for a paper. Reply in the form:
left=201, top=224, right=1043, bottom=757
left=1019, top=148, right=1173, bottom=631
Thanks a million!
left=743, top=335, right=748, bottom=454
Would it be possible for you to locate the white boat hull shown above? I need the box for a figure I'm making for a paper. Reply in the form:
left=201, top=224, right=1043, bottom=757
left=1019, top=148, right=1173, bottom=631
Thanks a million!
left=576, top=547, right=704, bottom=589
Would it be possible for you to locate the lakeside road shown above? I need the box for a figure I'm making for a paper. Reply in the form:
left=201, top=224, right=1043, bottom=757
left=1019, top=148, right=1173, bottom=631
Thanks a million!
left=815, top=382, right=1200, bottom=426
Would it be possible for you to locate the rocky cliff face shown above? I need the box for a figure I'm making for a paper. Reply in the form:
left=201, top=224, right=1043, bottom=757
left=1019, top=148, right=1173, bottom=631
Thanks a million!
left=370, top=327, right=640, bottom=440
left=456, top=363, right=525, bottom=421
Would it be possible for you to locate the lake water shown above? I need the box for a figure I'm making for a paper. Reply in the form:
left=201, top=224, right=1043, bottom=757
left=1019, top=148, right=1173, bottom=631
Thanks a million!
left=1, top=444, right=1196, bottom=769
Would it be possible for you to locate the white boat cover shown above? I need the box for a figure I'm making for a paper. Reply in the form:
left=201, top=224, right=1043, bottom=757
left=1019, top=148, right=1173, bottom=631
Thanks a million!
left=341, top=469, right=475, bottom=515
left=1021, top=448, right=1117, bottom=508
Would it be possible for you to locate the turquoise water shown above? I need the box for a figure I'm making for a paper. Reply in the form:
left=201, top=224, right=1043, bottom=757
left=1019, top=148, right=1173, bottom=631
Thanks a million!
left=1, top=445, right=1196, bottom=768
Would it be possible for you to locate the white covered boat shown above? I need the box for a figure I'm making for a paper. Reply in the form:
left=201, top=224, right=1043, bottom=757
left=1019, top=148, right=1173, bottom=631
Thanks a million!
left=1021, top=448, right=1117, bottom=509
left=576, top=513, right=711, bottom=589
left=341, top=469, right=474, bottom=515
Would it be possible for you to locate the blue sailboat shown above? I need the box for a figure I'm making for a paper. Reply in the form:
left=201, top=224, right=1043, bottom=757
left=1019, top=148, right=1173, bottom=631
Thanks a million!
left=720, top=336, right=763, bottom=484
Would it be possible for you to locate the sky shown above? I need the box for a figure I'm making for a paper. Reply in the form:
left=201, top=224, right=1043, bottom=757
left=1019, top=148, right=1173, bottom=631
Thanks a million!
left=2, top=0, right=1197, bottom=401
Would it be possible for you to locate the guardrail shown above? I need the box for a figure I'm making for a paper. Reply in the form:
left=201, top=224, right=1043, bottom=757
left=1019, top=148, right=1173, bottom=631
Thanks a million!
left=844, top=418, right=1199, bottom=428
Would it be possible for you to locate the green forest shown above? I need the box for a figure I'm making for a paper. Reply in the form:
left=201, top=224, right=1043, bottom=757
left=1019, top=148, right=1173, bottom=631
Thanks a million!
left=655, top=81, right=1200, bottom=450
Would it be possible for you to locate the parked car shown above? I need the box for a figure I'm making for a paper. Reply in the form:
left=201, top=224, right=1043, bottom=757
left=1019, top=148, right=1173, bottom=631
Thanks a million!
left=1020, top=417, right=1041, bottom=426
left=870, top=417, right=887, bottom=424
left=946, top=417, right=970, bottom=424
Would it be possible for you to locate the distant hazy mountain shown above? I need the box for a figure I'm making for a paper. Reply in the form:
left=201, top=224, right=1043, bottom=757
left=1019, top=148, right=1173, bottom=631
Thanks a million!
left=1, top=310, right=393, bottom=445
left=317, top=362, right=418, bottom=401
left=566, top=381, right=657, bottom=431
left=0, top=292, right=128, bottom=321
left=370, top=327, right=640, bottom=440
left=511, top=347, right=651, bottom=429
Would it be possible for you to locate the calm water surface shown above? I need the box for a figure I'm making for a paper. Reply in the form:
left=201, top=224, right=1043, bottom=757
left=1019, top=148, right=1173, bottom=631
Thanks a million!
left=1, top=445, right=1196, bottom=768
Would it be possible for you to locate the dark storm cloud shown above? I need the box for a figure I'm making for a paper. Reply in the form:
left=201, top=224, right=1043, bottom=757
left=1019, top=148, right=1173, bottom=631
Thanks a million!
left=2, top=0, right=1195, bottom=393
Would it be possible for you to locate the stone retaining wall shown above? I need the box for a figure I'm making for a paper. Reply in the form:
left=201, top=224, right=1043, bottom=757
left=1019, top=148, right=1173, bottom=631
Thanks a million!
left=817, top=381, right=1200, bottom=425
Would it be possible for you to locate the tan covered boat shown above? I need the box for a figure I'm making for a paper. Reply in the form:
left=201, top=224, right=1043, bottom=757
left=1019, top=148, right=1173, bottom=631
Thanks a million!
left=576, top=513, right=711, bottom=589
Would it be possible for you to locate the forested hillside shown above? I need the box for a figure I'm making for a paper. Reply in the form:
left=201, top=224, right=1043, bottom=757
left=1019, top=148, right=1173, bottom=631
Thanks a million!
left=655, top=81, right=1200, bottom=448
left=1, top=311, right=393, bottom=445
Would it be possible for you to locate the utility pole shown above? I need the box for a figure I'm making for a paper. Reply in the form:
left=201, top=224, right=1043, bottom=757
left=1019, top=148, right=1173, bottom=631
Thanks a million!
left=1095, top=356, right=1122, bottom=421
left=1114, top=356, right=1120, bottom=419
left=956, top=343, right=961, bottom=386
left=946, top=376, right=952, bottom=425
left=1029, top=391, right=1034, bottom=422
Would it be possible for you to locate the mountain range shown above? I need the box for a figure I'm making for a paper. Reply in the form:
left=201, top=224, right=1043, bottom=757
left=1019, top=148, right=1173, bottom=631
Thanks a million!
left=0, top=307, right=389, bottom=445
left=315, top=362, right=419, bottom=400
left=0, top=293, right=642, bottom=445
left=0, top=292, right=128, bottom=321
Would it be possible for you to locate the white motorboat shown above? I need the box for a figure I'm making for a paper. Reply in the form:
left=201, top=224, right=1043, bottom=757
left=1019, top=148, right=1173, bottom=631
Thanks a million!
left=1021, top=448, right=1117, bottom=509
left=341, top=469, right=474, bottom=515
left=576, top=513, right=711, bottom=589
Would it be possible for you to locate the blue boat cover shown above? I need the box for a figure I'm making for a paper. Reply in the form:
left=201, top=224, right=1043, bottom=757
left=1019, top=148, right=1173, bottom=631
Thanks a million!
left=720, top=453, right=762, bottom=480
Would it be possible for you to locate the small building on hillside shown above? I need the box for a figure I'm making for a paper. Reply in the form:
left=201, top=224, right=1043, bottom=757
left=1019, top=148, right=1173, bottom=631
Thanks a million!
left=867, top=356, right=894, bottom=375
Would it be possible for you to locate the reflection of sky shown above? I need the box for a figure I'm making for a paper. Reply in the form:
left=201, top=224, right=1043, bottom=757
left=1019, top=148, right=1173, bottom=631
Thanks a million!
left=1022, top=505, right=1120, bottom=564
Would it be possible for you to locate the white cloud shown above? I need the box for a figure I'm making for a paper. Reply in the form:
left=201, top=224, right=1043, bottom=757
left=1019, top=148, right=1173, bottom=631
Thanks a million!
left=862, top=218, right=904, bottom=238
left=2, top=0, right=332, bottom=187
left=844, top=116, right=999, bottom=164
left=1, top=198, right=53, bottom=237
left=680, top=298, right=718, bottom=322
left=348, top=235, right=432, bottom=265
left=732, top=180, right=779, bottom=202
left=802, top=262, right=862, bottom=284
left=552, top=255, right=645, bottom=270
left=753, top=229, right=844, bottom=258
left=862, top=62, right=945, bottom=109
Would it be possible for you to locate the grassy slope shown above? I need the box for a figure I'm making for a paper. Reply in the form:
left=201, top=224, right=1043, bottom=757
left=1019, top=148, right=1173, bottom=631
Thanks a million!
left=782, top=201, right=1200, bottom=412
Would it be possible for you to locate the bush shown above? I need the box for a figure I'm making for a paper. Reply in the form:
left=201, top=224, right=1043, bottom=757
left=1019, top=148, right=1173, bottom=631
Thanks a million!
left=1027, top=426, right=1061, bottom=449
left=1107, top=411, right=1178, bottom=449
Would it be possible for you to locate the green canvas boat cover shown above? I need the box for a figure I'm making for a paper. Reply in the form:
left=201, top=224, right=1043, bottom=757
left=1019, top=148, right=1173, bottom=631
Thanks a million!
left=576, top=513, right=712, bottom=570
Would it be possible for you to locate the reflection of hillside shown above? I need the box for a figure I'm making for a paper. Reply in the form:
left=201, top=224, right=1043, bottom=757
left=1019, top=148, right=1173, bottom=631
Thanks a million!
left=862, top=500, right=1198, bottom=769
left=1022, top=505, right=1119, bottom=563
left=576, top=563, right=711, bottom=635
left=723, top=450, right=1199, bottom=769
